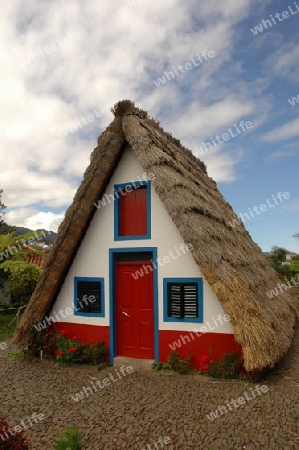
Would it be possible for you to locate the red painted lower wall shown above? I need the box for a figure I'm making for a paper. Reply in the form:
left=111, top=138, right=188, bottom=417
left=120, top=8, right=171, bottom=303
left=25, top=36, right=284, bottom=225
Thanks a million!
left=159, top=330, right=242, bottom=371
left=52, top=323, right=241, bottom=371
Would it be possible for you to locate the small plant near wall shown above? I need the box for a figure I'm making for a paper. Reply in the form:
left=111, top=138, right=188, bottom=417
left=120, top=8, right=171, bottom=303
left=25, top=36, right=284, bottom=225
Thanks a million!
left=26, top=321, right=56, bottom=360
left=55, top=426, right=83, bottom=450
left=198, top=348, right=259, bottom=380
left=153, top=351, right=192, bottom=375
left=152, top=361, right=172, bottom=372
left=205, top=352, right=243, bottom=379
left=70, top=341, right=108, bottom=366
left=168, top=351, right=192, bottom=374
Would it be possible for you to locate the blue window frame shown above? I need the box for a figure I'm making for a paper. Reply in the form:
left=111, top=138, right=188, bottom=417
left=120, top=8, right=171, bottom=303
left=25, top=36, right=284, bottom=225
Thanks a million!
left=74, top=277, right=104, bottom=317
left=114, top=180, right=151, bottom=241
left=163, top=278, right=203, bottom=323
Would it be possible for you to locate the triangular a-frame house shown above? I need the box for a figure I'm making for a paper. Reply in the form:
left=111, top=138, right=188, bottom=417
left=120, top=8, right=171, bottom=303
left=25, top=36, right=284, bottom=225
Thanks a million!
left=13, top=100, right=297, bottom=371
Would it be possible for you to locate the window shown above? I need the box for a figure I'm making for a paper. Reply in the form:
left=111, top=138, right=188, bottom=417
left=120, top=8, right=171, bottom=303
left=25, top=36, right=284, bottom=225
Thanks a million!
left=163, top=278, right=203, bottom=323
left=114, top=181, right=151, bottom=240
left=74, top=277, right=104, bottom=317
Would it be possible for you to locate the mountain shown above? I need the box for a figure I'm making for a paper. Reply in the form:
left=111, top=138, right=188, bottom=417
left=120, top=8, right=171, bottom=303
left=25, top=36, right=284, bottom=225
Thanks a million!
left=13, top=227, right=57, bottom=245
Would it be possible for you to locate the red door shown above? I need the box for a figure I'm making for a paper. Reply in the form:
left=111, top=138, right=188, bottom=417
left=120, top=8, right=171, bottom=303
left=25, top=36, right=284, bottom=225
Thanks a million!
left=116, top=262, right=154, bottom=359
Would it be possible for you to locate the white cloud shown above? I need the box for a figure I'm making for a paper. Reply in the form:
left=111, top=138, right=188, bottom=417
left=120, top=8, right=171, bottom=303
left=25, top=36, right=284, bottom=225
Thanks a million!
left=5, top=208, right=38, bottom=226
left=168, top=97, right=256, bottom=139
left=194, top=147, right=245, bottom=184
left=262, top=118, right=299, bottom=142
left=266, top=39, right=299, bottom=79
left=6, top=209, right=64, bottom=232
left=265, top=149, right=299, bottom=162
left=25, top=212, right=64, bottom=232
left=0, top=0, right=275, bottom=228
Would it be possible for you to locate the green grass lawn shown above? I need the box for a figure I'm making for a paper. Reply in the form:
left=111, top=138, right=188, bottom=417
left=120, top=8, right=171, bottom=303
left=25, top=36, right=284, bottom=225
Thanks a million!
left=0, top=313, right=17, bottom=341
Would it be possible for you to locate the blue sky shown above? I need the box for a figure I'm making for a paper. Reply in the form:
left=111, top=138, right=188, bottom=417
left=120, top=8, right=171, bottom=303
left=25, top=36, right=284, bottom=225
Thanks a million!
left=0, top=0, right=298, bottom=252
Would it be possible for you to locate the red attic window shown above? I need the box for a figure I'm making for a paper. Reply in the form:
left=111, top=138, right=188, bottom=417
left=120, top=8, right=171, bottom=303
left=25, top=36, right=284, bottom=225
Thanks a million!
left=119, top=185, right=147, bottom=237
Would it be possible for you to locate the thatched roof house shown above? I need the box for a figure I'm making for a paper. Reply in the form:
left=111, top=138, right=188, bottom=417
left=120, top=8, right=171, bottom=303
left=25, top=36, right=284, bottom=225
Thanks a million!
left=13, top=100, right=297, bottom=371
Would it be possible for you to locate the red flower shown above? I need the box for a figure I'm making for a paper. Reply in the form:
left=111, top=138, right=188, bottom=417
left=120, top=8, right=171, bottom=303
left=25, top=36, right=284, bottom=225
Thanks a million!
left=70, top=346, right=77, bottom=352
left=60, top=330, right=68, bottom=335
left=199, top=354, right=213, bottom=371
left=58, top=350, right=64, bottom=356
left=72, top=336, right=78, bottom=340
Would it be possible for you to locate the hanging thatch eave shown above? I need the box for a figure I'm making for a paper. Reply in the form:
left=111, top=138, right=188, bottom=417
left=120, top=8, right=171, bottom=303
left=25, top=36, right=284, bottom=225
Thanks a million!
left=13, top=100, right=297, bottom=371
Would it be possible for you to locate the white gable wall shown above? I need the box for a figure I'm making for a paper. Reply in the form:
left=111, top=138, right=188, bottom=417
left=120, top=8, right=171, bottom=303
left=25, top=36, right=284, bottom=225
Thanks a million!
left=51, top=146, right=233, bottom=334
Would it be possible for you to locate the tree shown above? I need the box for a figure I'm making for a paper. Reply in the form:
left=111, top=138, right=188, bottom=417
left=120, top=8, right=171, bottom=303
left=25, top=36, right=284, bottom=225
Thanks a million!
left=293, top=233, right=299, bottom=241
left=0, top=231, right=46, bottom=303
left=271, top=245, right=279, bottom=253
left=271, top=247, right=287, bottom=264
left=0, top=187, right=13, bottom=234
left=290, top=259, right=299, bottom=275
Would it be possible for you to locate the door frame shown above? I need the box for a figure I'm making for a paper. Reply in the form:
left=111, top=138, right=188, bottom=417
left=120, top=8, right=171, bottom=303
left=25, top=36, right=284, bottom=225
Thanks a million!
left=109, top=247, right=159, bottom=365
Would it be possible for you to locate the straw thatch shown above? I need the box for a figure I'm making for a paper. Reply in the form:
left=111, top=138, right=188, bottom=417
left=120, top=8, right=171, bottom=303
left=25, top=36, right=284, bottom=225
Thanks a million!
left=13, top=100, right=297, bottom=371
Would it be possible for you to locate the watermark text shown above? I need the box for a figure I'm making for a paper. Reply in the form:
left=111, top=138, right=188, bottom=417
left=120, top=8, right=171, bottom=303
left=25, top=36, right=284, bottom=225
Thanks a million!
left=169, top=314, right=231, bottom=351
left=132, top=244, right=193, bottom=280
left=228, top=191, right=291, bottom=228
left=71, top=366, right=134, bottom=402
left=267, top=275, right=299, bottom=299
left=93, top=173, right=156, bottom=210
left=153, top=50, right=215, bottom=87
left=194, top=120, right=252, bottom=157
left=250, top=4, right=299, bottom=35
left=206, top=385, right=269, bottom=421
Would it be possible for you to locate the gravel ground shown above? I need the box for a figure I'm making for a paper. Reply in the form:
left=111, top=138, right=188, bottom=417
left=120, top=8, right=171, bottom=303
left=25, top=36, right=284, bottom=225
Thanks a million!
left=0, top=322, right=299, bottom=450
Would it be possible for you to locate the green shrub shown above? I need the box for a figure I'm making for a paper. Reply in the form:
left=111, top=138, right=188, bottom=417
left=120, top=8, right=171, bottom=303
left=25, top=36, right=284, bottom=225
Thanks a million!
left=0, top=313, right=16, bottom=340
left=70, top=341, right=108, bottom=365
left=152, top=351, right=192, bottom=375
left=55, top=426, right=83, bottom=450
left=207, top=352, right=243, bottom=379
left=27, top=322, right=56, bottom=360
left=152, top=361, right=171, bottom=372
left=7, top=352, right=26, bottom=362
left=168, top=351, right=192, bottom=375
left=168, top=351, right=192, bottom=374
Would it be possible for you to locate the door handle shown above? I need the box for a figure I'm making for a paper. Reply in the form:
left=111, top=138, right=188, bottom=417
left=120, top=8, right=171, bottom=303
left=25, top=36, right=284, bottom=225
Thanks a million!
left=122, top=310, right=130, bottom=318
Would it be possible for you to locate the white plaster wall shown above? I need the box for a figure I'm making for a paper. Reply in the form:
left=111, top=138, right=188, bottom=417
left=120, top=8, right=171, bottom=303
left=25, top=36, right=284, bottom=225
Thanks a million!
left=51, top=146, right=233, bottom=334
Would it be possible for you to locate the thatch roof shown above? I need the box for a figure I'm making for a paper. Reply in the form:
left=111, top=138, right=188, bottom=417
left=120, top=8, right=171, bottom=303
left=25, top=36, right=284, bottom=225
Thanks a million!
left=13, top=100, right=297, bottom=371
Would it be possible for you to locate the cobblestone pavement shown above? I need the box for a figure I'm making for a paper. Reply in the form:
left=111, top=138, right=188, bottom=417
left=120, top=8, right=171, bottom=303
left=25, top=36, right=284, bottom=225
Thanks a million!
left=0, top=322, right=299, bottom=450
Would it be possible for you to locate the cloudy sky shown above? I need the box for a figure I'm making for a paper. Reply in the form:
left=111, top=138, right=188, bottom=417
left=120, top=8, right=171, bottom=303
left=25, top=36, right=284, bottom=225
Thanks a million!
left=1, top=0, right=298, bottom=252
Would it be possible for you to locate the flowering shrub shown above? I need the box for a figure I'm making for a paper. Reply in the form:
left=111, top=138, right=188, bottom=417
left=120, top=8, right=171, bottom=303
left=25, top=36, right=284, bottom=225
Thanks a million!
left=55, top=332, right=79, bottom=364
left=199, top=354, right=214, bottom=373
left=55, top=331, right=108, bottom=365
left=0, top=417, right=30, bottom=449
